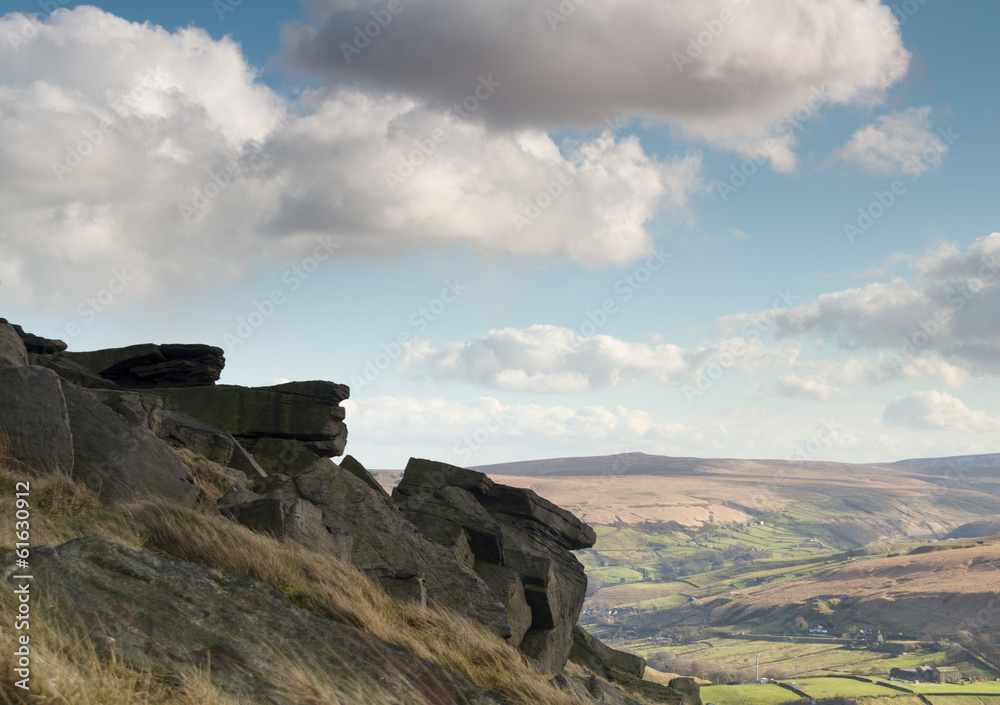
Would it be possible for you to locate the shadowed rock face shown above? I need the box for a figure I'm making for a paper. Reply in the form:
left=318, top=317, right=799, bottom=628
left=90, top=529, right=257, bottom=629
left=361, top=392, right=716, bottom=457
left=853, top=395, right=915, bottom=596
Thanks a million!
left=392, top=458, right=598, bottom=674
left=1, top=537, right=507, bottom=705
left=147, top=381, right=349, bottom=461
left=61, top=381, right=201, bottom=506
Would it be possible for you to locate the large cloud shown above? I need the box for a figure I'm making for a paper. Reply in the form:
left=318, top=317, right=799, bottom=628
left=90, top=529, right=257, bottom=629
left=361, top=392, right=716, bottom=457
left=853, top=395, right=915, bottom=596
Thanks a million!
left=399, top=324, right=799, bottom=392
left=286, top=0, right=909, bottom=139
left=0, top=7, right=699, bottom=310
left=719, top=235, right=1000, bottom=377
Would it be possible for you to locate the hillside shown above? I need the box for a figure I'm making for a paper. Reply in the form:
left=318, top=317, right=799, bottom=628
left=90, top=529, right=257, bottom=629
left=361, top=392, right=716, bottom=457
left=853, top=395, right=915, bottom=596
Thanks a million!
left=634, top=536, right=1000, bottom=638
left=946, top=516, right=1000, bottom=539
left=474, top=452, right=1000, bottom=541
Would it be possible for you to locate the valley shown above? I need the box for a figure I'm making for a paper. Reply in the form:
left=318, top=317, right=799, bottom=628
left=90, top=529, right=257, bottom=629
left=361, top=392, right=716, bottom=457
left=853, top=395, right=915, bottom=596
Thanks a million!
left=471, top=452, right=1000, bottom=700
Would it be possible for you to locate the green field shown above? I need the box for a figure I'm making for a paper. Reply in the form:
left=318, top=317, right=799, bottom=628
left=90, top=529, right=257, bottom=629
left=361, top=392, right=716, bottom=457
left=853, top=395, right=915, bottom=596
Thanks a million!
left=700, top=683, right=798, bottom=705
left=700, top=679, right=1000, bottom=705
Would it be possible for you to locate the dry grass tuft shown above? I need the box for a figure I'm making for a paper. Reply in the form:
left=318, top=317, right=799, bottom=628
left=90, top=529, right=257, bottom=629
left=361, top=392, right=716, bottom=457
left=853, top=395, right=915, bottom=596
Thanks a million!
left=171, top=448, right=243, bottom=500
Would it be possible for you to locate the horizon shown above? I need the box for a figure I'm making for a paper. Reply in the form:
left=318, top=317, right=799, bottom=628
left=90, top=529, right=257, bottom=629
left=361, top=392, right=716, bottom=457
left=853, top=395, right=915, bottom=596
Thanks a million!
left=2, top=1, right=999, bottom=469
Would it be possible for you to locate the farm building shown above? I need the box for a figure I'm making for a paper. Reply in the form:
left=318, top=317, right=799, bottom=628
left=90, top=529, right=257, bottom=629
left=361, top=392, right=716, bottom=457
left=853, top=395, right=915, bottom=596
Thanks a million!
left=932, top=666, right=962, bottom=683
left=889, top=665, right=960, bottom=683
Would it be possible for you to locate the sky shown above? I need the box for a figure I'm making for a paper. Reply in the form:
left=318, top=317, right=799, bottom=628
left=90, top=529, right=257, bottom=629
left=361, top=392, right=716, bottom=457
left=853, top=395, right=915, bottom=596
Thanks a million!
left=1, top=0, right=999, bottom=470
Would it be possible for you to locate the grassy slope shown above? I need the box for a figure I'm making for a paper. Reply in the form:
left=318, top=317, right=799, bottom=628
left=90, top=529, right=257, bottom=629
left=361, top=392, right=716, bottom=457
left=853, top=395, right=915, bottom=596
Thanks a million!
left=0, top=447, right=583, bottom=705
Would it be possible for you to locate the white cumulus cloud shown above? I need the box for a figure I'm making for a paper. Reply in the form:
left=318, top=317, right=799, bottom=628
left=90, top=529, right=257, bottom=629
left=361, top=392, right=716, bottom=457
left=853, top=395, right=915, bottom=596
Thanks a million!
left=835, top=106, right=949, bottom=175
left=883, top=391, right=1000, bottom=431
left=399, top=324, right=798, bottom=392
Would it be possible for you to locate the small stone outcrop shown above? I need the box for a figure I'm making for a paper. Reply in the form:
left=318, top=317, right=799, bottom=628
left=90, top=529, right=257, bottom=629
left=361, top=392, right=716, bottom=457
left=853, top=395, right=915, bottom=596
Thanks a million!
left=0, top=317, right=67, bottom=354
left=1, top=537, right=506, bottom=705
left=392, top=458, right=598, bottom=673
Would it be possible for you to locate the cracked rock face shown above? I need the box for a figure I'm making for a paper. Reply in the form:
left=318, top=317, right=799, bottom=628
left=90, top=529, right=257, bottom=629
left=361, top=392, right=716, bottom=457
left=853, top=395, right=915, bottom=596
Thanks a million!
left=392, top=458, right=597, bottom=674
left=1, top=537, right=507, bottom=705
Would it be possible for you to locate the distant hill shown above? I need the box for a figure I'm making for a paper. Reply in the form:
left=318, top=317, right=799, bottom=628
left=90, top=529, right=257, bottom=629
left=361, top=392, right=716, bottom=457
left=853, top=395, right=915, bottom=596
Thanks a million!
left=946, top=515, right=1000, bottom=539
left=472, top=452, right=1000, bottom=535
left=872, top=452, right=1000, bottom=468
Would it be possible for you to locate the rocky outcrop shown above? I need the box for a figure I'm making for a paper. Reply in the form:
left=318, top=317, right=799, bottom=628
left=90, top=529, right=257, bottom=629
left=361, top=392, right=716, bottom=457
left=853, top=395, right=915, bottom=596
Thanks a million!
left=52, top=343, right=225, bottom=388
left=566, top=625, right=695, bottom=703
left=12, top=324, right=347, bottom=466
left=147, top=380, right=349, bottom=462
left=2, top=537, right=506, bottom=705
left=221, top=460, right=511, bottom=636
left=392, top=458, right=597, bottom=673
left=0, top=321, right=28, bottom=368
left=0, top=366, right=75, bottom=473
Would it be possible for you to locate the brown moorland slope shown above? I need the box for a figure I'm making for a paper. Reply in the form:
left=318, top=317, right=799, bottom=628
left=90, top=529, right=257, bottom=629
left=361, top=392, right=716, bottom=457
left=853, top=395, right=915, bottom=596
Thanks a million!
left=638, top=539, right=1000, bottom=637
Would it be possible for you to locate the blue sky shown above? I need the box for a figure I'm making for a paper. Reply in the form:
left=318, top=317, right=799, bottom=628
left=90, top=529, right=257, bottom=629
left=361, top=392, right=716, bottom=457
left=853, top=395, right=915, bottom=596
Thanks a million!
left=2, top=1, right=999, bottom=469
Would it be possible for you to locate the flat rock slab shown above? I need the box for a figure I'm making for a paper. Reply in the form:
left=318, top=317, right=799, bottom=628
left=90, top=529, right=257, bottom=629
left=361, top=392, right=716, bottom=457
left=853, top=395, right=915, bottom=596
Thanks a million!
left=1, top=537, right=506, bottom=705
left=148, top=383, right=349, bottom=457
left=59, top=343, right=225, bottom=388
